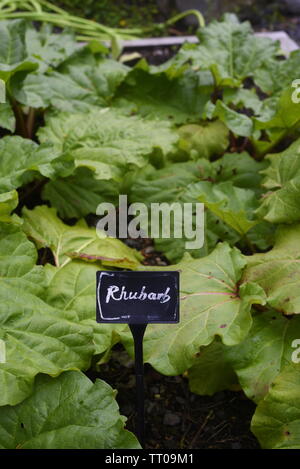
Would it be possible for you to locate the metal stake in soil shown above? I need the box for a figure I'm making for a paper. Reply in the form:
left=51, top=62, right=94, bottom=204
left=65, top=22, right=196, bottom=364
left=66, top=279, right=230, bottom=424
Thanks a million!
left=129, top=324, right=147, bottom=448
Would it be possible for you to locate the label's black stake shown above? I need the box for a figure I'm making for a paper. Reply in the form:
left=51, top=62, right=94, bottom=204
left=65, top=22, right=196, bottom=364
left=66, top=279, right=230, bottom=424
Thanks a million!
left=129, top=323, right=147, bottom=448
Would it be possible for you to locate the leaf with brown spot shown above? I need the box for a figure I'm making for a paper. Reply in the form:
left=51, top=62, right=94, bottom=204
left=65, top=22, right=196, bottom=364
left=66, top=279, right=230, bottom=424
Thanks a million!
left=252, top=364, right=300, bottom=449
left=121, top=243, right=265, bottom=375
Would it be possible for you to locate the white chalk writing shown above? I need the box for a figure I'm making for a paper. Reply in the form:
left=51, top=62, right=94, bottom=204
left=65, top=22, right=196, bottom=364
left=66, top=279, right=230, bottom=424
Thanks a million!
left=105, top=285, right=171, bottom=304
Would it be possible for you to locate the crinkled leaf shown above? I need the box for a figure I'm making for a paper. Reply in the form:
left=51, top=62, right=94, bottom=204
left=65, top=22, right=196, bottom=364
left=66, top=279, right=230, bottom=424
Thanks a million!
left=189, top=180, right=259, bottom=235
left=251, top=364, right=300, bottom=449
left=0, top=223, right=94, bottom=406
left=253, top=88, right=300, bottom=155
left=44, top=261, right=125, bottom=355
left=0, top=19, right=28, bottom=65
left=0, top=286, right=94, bottom=407
left=121, top=243, right=266, bottom=375
left=225, top=311, right=300, bottom=402
left=0, top=135, right=70, bottom=192
left=188, top=340, right=238, bottom=396
left=153, top=209, right=240, bottom=263
left=214, top=100, right=253, bottom=137
left=114, top=67, right=213, bottom=124
left=0, top=20, right=37, bottom=83
left=25, top=23, right=78, bottom=73
left=38, top=109, right=178, bottom=181
left=256, top=88, right=300, bottom=129
left=42, top=168, right=120, bottom=218
left=223, top=88, right=263, bottom=115
left=22, top=205, right=142, bottom=269
left=212, top=152, right=267, bottom=192
left=0, top=60, right=37, bottom=89
left=177, top=120, right=229, bottom=160
left=171, top=14, right=279, bottom=88
left=19, top=55, right=129, bottom=111
left=130, top=162, right=250, bottom=262
left=0, top=223, right=43, bottom=292
left=129, top=160, right=213, bottom=204
left=243, top=224, right=300, bottom=314
left=254, top=49, right=300, bottom=95
left=0, top=371, right=140, bottom=449
left=257, top=138, right=300, bottom=223
left=0, top=101, right=15, bottom=132
left=129, top=161, right=237, bottom=262
left=0, top=190, right=18, bottom=223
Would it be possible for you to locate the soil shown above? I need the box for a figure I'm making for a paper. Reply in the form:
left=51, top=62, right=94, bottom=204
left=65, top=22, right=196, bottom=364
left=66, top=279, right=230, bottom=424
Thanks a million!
left=94, top=347, right=259, bottom=450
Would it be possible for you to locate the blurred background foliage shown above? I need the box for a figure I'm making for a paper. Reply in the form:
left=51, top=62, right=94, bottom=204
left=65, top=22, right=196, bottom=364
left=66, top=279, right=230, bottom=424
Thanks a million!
left=54, top=0, right=300, bottom=42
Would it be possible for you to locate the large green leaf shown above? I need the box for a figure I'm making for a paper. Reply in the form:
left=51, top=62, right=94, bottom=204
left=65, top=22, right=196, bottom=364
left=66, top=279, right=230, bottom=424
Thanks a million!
left=0, top=222, right=43, bottom=291
left=44, top=261, right=126, bottom=355
left=212, top=152, right=267, bottom=192
left=0, top=371, right=140, bottom=449
left=213, top=100, right=253, bottom=137
left=0, top=190, right=19, bottom=223
left=42, top=168, right=120, bottom=219
left=257, top=138, right=300, bottom=224
left=22, top=205, right=142, bottom=269
left=129, top=161, right=240, bottom=262
left=224, top=311, right=300, bottom=402
left=170, top=14, right=279, bottom=88
left=0, top=20, right=38, bottom=92
left=121, top=243, right=265, bottom=375
left=0, top=60, right=37, bottom=88
left=0, top=101, right=15, bottom=132
left=243, top=224, right=300, bottom=315
left=0, top=223, right=94, bottom=406
left=25, top=23, right=78, bottom=73
left=0, top=19, right=28, bottom=65
left=251, top=364, right=300, bottom=449
left=19, top=54, right=129, bottom=112
left=188, top=340, right=238, bottom=396
left=188, top=180, right=259, bottom=235
left=113, top=66, right=213, bottom=124
left=222, top=87, right=263, bottom=116
left=177, top=120, right=229, bottom=160
left=252, top=88, right=300, bottom=155
left=153, top=210, right=241, bottom=263
left=129, top=160, right=213, bottom=204
left=254, top=49, right=300, bottom=95
left=130, top=161, right=262, bottom=262
left=0, top=135, right=69, bottom=193
left=38, top=109, right=178, bottom=180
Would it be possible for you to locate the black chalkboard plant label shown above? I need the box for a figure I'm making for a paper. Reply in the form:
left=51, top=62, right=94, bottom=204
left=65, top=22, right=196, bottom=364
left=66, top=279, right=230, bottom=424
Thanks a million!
left=96, top=271, right=179, bottom=324
left=96, top=270, right=179, bottom=447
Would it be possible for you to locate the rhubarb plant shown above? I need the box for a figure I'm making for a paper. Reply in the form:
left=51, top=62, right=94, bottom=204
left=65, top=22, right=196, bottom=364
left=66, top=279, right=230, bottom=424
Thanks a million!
left=0, top=14, right=299, bottom=449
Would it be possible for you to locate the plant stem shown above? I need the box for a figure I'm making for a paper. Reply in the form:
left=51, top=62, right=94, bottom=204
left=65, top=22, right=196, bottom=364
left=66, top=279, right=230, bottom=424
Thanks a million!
left=164, top=9, right=205, bottom=29
left=26, top=107, right=35, bottom=140
left=243, top=234, right=256, bottom=254
left=11, top=98, right=27, bottom=138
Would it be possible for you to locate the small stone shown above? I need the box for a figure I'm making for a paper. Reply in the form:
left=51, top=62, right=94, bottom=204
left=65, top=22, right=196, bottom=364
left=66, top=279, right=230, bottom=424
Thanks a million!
left=231, top=442, right=242, bottom=449
left=156, top=260, right=168, bottom=266
left=175, top=396, right=185, bottom=405
left=163, top=412, right=181, bottom=426
left=143, top=246, right=155, bottom=255
left=151, top=386, right=159, bottom=394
